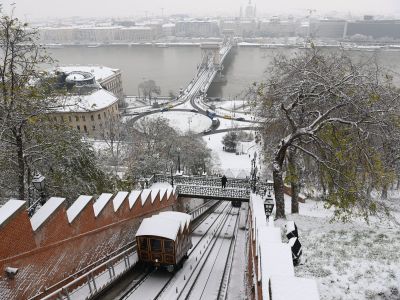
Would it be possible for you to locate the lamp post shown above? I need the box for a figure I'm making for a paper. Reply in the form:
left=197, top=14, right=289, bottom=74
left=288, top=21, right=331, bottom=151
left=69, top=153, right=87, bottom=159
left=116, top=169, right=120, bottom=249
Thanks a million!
left=28, top=172, right=46, bottom=217
left=169, top=161, right=174, bottom=187
left=177, top=147, right=181, bottom=174
left=251, top=152, right=258, bottom=193
left=139, top=177, right=145, bottom=189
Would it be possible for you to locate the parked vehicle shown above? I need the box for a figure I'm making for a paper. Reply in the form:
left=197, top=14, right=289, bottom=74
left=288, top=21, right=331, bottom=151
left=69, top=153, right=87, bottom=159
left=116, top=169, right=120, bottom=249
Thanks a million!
left=236, top=117, right=245, bottom=121
left=223, top=115, right=232, bottom=119
left=136, top=212, right=192, bottom=272
left=161, top=107, right=169, bottom=112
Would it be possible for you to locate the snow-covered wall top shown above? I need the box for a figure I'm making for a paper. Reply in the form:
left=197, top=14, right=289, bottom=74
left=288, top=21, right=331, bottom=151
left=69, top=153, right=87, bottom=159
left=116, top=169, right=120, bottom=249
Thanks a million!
left=67, top=195, right=93, bottom=223
left=113, top=191, right=129, bottom=212
left=248, top=193, right=320, bottom=300
left=128, top=190, right=141, bottom=208
left=30, top=197, right=66, bottom=231
left=140, top=189, right=152, bottom=206
left=270, top=275, right=320, bottom=300
left=93, top=193, right=113, bottom=217
left=0, top=200, right=25, bottom=227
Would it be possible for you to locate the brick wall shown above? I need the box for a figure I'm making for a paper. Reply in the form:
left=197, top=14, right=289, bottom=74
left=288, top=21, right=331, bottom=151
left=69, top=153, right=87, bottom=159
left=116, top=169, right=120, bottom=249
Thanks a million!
left=0, top=188, right=178, bottom=300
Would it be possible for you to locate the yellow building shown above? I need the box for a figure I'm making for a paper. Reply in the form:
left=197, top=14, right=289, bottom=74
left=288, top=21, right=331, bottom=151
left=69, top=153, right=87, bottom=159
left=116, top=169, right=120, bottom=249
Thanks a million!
left=51, top=88, right=120, bottom=138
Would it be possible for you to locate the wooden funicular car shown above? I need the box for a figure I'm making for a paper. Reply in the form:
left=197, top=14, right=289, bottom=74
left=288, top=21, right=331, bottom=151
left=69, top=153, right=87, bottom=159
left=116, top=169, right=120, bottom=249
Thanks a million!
left=136, top=211, right=192, bottom=272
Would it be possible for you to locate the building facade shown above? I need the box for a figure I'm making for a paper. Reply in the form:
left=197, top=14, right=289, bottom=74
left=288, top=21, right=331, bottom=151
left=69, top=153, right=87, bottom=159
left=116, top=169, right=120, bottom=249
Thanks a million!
left=51, top=89, right=120, bottom=138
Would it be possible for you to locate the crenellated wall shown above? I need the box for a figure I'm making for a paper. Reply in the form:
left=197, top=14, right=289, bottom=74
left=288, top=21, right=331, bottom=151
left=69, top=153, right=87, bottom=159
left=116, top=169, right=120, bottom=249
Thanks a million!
left=0, top=187, right=178, bottom=300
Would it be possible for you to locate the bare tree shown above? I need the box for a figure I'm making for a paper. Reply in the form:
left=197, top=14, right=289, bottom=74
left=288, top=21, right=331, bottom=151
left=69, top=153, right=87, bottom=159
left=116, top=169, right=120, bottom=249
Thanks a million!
left=254, top=47, right=400, bottom=220
left=138, top=79, right=161, bottom=105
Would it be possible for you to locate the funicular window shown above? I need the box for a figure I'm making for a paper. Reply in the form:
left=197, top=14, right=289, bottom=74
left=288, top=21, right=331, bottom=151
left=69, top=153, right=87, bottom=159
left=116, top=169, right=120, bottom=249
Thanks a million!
left=150, top=238, right=162, bottom=252
left=138, top=237, right=148, bottom=251
left=164, top=240, right=174, bottom=254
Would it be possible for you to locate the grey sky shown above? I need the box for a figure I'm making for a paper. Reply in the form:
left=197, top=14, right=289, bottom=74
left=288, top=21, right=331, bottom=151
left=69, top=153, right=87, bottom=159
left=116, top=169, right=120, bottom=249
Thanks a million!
left=3, top=0, right=400, bottom=20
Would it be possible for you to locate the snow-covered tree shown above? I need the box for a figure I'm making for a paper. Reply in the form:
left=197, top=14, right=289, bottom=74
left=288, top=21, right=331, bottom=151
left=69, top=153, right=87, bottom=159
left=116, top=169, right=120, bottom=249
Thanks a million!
left=254, top=47, right=400, bottom=220
left=0, top=13, right=111, bottom=202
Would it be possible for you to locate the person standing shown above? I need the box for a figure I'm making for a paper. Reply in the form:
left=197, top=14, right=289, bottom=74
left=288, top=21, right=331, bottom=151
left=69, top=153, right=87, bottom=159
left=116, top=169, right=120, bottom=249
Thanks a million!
left=221, top=175, right=227, bottom=189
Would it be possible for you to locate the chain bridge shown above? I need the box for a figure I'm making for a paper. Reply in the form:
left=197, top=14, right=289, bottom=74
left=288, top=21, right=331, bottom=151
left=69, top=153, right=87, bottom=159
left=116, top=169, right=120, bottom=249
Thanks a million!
left=148, top=174, right=273, bottom=202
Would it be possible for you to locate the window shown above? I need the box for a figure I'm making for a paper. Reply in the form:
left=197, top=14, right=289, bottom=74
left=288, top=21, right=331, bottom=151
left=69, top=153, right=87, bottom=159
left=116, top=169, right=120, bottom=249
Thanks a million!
left=98, top=114, right=101, bottom=120
left=150, top=238, right=162, bottom=252
left=92, top=125, right=95, bottom=131
left=82, top=116, right=86, bottom=121
left=68, top=116, right=72, bottom=122
left=91, top=115, right=94, bottom=121
left=84, top=125, right=87, bottom=132
left=75, top=116, right=79, bottom=122
left=164, top=240, right=174, bottom=253
left=104, top=112, right=106, bottom=118
left=138, top=237, right=148, bottom=251
left=99, top=123, right=103, bottom=128
left=77, top=125, right=80, bottom=131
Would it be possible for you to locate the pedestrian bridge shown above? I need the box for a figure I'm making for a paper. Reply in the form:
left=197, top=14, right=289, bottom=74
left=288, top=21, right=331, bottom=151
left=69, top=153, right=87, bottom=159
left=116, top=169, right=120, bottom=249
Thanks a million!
left=151, top=174, right=273, bottom=202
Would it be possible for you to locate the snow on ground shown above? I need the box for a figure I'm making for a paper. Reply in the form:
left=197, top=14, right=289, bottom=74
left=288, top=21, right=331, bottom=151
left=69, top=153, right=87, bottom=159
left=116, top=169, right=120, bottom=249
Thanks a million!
left=146, top=111, right=211, bottom=134
left=203, top=131, right=260, bottom=176
left=275, top=194, right=400, bottom=300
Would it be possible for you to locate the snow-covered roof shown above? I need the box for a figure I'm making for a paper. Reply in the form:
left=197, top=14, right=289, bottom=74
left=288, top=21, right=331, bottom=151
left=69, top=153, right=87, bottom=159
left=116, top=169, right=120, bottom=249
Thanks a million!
left=140, top=189, right=152, bottom=206
left=136, top=211, right=191, bottom=240
left=270, top=276, right=320, bottom=300
left=66, top=195, right=92, bottom=223
left=128, top=190, right=141, bottom=209
left=54, top=89, right=118, bottom=113
left=0, top=200, right=25, bottom=227
left=159, top=211, right=192, bottom=231
left=151, top=189, right=159, bottom=204
left=30, top=197, right=66, bottom=231
left=113, top=191, right=129, bottom=212
left=57, top=65, right=119, bottom=82
left=93, top=193, right=113, bottom=217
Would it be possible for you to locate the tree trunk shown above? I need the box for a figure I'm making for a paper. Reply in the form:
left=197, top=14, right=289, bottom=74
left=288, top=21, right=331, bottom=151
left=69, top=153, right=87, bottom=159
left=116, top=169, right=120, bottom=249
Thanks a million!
left=15, top=127, right=25, bottom=200
left=273, top=161, right=286, bottom=219
left=287, top=149, right=299, bottom=214
left=382, top=184, right=388, bottom=199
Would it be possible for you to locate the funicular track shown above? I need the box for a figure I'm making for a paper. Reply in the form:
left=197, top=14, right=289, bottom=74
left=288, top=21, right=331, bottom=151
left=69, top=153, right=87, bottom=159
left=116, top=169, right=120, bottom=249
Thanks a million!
left=119, top=202, right=235, bottom=300
left=156, top=206, right=240, bottom=300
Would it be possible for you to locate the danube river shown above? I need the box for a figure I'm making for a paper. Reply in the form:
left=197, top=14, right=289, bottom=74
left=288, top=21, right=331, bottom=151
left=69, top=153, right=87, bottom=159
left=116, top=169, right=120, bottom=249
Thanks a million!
left=49, top=45, right=400, bottom=98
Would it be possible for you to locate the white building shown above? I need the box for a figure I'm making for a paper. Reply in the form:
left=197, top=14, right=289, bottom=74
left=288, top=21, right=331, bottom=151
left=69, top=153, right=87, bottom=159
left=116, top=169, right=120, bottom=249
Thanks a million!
left=57, top=66, right=124, bottom=102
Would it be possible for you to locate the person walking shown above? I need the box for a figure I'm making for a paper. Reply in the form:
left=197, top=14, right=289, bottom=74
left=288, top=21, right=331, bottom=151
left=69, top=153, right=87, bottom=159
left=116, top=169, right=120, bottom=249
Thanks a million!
left=221, top=175, right=227, bottom=189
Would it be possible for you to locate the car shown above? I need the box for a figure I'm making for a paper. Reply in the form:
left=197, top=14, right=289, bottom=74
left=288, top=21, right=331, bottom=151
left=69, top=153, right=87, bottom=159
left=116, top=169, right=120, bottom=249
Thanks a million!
left=190, top=109, right=198, bottom=113
left=236, top=117, right=245, bottom=121
left=161, top=107, right=169, bottom=112
left=223, top=115, right=232, bottom=119
left=203, top=128, right=212, bottom=134
left=168, top=104, right=173, bottom=109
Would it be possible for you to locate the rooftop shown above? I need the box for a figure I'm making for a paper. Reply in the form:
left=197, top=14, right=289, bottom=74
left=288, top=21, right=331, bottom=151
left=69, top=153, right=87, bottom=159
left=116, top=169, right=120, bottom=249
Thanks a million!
left=57, top=65, right=119, bottom=82
left=53, top=88, right=118, bottom=113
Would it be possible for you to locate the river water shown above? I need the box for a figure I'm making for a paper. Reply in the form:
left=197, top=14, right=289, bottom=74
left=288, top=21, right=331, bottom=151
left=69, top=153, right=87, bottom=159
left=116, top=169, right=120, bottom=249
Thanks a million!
left=48, top=45, right=400, bottom=98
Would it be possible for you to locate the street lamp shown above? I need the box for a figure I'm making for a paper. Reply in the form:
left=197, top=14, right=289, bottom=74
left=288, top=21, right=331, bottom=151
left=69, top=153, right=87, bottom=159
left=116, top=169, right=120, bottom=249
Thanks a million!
left=264, top=197, right=274, bottom=218
left=250, top=152, right=258, bottom=193
left=169, top=161, right=174, bottom=187
left=177, top=147, right=181, bottom=174
left=28, top=172, right=46, bottom=217
left=139, top=177, right=146, bottom=189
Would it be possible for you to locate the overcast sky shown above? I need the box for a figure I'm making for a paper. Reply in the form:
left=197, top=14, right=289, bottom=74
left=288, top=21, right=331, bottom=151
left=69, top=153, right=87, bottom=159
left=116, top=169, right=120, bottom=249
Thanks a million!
left=2, top=0, right=400, bottom=20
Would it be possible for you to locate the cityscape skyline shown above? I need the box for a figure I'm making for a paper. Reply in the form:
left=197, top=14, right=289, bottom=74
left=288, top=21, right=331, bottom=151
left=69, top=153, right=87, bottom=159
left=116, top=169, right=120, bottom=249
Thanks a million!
left=2, top=0, right=400, bottom=20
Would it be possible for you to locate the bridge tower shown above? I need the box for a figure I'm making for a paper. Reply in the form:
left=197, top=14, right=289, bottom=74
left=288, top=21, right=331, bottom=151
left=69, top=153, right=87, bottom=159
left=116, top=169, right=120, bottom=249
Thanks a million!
left=222, top=29, right=236, bottom=46
left=200, top=42, right=221, bottom=68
